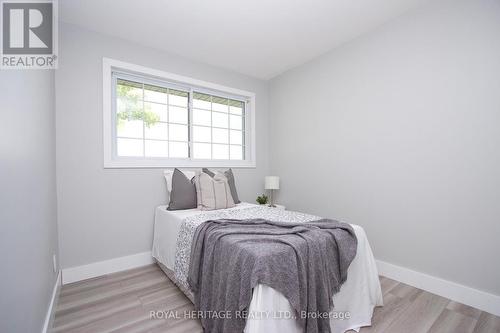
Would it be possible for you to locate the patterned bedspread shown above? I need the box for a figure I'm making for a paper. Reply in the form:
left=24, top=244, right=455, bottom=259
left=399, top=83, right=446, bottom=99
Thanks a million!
left=173, top=205, right=320, bottom=293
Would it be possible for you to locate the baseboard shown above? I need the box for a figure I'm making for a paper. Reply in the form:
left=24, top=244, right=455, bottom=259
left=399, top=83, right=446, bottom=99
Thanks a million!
left=42, top=270, right=61, bottom=333
left=62, top=251, right=154, bottom=285
left=59, top=252, right=500, bottom=316
left=376, top=259, right=500, bottom=316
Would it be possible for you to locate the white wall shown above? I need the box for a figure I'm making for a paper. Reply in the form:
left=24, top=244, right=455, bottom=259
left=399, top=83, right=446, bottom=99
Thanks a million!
left=269, top=0, right=500, bottom=296
left=0, top=71, right=59, bottom=332
left=56, top=24, right=270, bottom=269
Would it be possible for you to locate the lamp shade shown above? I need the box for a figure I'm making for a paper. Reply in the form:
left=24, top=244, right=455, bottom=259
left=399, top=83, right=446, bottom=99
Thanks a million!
left=265, top=176, right=280, bottom=190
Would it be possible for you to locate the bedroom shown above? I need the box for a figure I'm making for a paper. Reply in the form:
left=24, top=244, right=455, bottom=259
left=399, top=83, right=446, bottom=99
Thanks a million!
left=1, top=0, right=499, bottom=332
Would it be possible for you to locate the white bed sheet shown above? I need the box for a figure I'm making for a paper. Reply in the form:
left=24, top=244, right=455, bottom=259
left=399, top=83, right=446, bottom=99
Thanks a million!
left=152, top=203, right=383, bottom=333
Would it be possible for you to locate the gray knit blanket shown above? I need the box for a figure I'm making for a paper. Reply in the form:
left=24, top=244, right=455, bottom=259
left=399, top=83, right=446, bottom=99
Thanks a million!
left=187, top=218, right=358, bottom=333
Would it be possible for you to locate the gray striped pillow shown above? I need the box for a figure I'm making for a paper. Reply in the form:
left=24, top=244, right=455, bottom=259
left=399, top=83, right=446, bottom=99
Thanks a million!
left=194, top=172, right=235, bottom=210
left=202, top=168, right=241, bottom=204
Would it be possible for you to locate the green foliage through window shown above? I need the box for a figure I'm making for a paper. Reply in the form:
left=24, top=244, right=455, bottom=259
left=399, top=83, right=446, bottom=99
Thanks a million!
left=116, top=79, right=160, bottom=128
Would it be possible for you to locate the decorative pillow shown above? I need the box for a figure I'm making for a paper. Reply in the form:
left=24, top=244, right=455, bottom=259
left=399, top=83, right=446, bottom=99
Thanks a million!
left=194, top=172, right=235, bottom=210
left=167, top=168, right=197, bottom=210
left=164, top=169, right=196, bottom=193
left=202, top=168, right=241, bottom=204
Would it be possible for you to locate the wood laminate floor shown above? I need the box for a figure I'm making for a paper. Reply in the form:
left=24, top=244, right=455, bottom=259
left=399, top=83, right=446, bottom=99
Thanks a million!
left=53, top=264, right=500, bottom=333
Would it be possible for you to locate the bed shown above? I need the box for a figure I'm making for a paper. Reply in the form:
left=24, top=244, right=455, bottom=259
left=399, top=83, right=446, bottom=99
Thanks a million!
left=152, top=202, right=383, bottom=333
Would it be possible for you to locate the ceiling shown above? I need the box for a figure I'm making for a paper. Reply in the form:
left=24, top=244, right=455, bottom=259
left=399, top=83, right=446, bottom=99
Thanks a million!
left=60, top=0, right=429, bottom=80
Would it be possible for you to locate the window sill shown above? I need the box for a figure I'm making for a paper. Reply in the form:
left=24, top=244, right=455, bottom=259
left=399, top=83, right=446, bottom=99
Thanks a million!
left=103, top=158, right=256, bottom=169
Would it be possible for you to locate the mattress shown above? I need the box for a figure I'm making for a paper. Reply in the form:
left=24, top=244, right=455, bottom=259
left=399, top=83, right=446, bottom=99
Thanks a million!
left=152, top=203, right=383, bottom=333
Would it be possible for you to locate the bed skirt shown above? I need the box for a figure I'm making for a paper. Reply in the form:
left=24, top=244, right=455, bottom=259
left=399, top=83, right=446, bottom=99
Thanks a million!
left=156, top=260, right=195, bottom=304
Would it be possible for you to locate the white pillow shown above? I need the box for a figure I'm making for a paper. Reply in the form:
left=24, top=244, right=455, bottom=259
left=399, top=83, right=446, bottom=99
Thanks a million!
left=193, top=172, right=235, bottom=210
left=163, top=169, right=197, bottom=196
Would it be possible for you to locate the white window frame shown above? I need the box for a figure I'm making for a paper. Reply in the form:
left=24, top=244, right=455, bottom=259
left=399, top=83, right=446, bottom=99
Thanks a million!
left=103, top=58, right=256, bottom=168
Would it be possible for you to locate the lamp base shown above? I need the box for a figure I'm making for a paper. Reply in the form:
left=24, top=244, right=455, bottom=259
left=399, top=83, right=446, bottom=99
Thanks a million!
left=268, top=189, right=276, bottom=207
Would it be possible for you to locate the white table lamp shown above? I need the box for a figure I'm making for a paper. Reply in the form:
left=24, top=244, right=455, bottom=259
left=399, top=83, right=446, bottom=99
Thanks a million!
left=265, top=176, right=280, bottom=207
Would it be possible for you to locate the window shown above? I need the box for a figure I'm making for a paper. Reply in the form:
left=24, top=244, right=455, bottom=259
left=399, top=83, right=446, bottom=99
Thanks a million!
left=191, top=92, right=245, bottom=160
left=103, top=58, right=255, bottom=168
